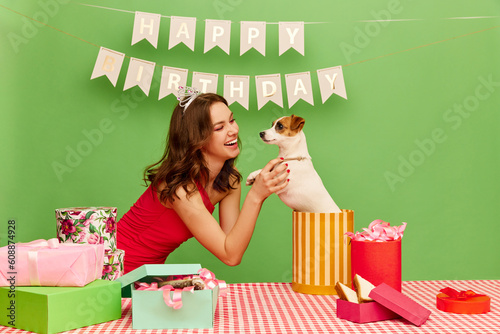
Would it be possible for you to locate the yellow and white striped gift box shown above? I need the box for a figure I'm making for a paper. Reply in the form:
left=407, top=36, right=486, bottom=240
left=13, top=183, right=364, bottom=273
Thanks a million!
left=292, top=210, right=354, bottom=295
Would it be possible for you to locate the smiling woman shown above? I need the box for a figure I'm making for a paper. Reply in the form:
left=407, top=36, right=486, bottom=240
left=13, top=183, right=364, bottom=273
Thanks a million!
left=116, top=92, right=290, bottom=273
left=203, top=102, right=240, bottom=165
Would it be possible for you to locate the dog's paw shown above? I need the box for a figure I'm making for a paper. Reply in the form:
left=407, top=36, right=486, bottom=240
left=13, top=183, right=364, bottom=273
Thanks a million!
left=246, top=169, right=262, bottom=186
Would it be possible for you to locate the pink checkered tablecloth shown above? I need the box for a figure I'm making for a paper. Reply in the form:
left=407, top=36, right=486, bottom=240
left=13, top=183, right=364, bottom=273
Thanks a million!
left=1, top=280, right=499, bottom=333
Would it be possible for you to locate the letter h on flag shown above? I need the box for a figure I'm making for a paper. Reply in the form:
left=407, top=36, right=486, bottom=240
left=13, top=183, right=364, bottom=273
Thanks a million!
left=224, top=75, right=250, bottom=110
left=131, top=12, right=161, bottom=48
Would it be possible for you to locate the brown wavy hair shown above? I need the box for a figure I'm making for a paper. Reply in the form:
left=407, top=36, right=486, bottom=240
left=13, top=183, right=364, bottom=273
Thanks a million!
left=144, top=93, right=241, bottom=203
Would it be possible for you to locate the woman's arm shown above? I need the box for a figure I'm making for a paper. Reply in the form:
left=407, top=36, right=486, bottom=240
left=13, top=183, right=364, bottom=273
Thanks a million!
left=218, top=181, right=241, bottom=235
left=170, top=158, right=288, bottom=266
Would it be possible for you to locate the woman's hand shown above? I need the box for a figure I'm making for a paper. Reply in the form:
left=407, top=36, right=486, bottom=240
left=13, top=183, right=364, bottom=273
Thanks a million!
left=249, top=158, right=289, bottom=203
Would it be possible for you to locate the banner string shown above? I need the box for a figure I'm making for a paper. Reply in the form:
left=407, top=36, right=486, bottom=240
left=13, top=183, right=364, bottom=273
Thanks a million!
left=77, top=2, right=500, bottom=23
left=1, top=3, right=499, bottom=71
left=357, top=16, right=500, bottom=22
left=0, top=3, right=99, bottom=48
left=77, top=2, right=329, bottom=24
left=343, top=24, right=500, bottom=67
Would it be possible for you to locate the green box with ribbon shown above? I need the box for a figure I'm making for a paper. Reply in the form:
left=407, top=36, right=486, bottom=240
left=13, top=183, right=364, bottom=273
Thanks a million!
left=116, top=263, right=222, bottom=330
left=0, top=279, right=122, bottom=334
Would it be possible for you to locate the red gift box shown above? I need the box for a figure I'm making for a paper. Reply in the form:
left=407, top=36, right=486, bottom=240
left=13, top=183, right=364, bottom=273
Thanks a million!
left=351, top=239, right=402, bottom=292
left=436, top=287, right=490, bottom=314
left=336, top=299, right=400, bottom=323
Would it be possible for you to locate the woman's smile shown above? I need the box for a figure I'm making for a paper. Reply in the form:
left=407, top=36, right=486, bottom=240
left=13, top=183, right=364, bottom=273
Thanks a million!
left=203, top=102, right=240, bottom=161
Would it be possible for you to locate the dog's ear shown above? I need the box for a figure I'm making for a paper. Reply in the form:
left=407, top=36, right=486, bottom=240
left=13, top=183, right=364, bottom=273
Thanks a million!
left=290, top=115, right=305, bottom=131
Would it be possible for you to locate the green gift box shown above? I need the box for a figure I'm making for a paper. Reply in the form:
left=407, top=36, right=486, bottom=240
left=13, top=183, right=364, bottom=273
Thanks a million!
left=0, top=279, right=121, bottom=334
left=117, top=264, right=219, bottom=330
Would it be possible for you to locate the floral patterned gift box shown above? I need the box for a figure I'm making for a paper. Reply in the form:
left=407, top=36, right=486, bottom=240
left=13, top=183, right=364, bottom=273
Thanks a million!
left=56, top=207, right=118, bottom=252
left=102, top=249, right=125, bottom=281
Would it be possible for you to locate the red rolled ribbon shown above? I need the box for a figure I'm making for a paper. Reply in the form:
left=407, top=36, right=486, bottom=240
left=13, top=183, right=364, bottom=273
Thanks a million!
left=439, top=287, right=485, bottom=300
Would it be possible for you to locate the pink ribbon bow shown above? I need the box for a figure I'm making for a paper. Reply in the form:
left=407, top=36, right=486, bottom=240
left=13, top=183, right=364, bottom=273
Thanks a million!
left=135, top=268, right=228, bottom=309
left=197, top=268, right=228, bottom=297
left=345, top=220, right=407, bottom=242
left=135, top=282, right=195, bottom=310
left=18, top=238, right=60, bottom=249
left=17, top=238, right=60, bottom=285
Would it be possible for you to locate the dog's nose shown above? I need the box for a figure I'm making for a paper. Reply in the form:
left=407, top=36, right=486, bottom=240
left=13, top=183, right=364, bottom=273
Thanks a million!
left=259, top=131, right=265, bottom=138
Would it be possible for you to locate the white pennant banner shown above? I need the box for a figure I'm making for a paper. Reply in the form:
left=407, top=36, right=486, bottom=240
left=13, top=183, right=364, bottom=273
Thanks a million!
left=169, top=16, right=196, bottom=51
left=158, top=66, right=188, bottom=100
left=224, top=75, right=250, bottom=110
left=317, top=66, right=347, bottom=103
left=131, top=12, right=161, bottom=48
left=285, top=72, right=314, bottom=108
left=123, top=58, right=156, bottom=96
left=255, top=74, right=283, bottom=110
left=127, top=11, right=310, bottom=56
left=192, top=72, right=218, bottom=93
left=91, top=47, right=348, bottom=107
left=204, top=19, right=231, bottom=55
left=240, top=21, right=266, bottom=56
left=90, top=47, right=125, bottom=87
left=279, top=22, right=304, bottom=56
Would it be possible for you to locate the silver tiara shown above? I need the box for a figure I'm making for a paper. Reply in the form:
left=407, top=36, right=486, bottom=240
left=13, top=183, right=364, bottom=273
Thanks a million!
left=177, top=86, right=201, bottom=112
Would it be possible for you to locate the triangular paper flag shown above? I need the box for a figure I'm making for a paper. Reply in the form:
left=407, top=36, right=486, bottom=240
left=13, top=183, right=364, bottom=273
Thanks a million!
left=285, top=72, right=314, bottom=108
left=131, top=12, right=161, bottom=48
left=317, top=66, right=347, bottom=102
left=204, top=19, right=231, bottom=54
left=192, top=72, right=218, bottom=93
left=90, top=47, right=125, bottom=87
left=158, top=66, right=188, bottom=100
left=169, top=16, right=196, bottom=51
left=240, top=21, right=266, bottom=56
left=224, top=75, right=250, bottom=110
left=279, top=22, right=304, bottom=56
left=123, top=58, right=156, bottom=96
left=255, top=74, right=283, bottom=110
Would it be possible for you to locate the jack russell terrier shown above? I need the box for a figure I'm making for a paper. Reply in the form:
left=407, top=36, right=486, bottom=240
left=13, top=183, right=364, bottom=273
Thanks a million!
left=246, top=115, right=342, bottom=213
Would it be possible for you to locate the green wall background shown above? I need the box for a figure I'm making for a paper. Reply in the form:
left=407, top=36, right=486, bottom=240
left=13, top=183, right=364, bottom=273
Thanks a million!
left=1, top=0, right=499, bottom=283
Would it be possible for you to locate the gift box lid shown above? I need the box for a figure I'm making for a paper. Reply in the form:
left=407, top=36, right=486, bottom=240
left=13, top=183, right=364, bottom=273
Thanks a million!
left=369, top=283, right=432, bottom=326
left=436, top=291, right=491, bottom=314
left=116, top=264, right=202, bottom=298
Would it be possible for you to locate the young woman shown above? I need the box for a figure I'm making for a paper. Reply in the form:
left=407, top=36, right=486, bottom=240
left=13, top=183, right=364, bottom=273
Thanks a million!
left=117, top=92, right=289, bottom=273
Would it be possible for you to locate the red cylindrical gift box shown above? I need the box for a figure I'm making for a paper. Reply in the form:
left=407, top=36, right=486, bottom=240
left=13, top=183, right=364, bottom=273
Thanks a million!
left=351, top=239, right=402, bottom=292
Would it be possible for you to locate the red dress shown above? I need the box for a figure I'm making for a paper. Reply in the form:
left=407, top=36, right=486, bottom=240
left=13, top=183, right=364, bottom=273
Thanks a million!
left=117, top=183, right=215, bottom=273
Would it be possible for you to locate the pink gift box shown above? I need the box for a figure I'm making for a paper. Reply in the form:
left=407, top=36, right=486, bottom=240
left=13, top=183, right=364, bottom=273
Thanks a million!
left=336, top=299, right=400, bottom=323
left=369, top=283, right=432, bottom=326
left=0, top=238, right=104, bottom=287
left=336, top=283, right=431, bottom=326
